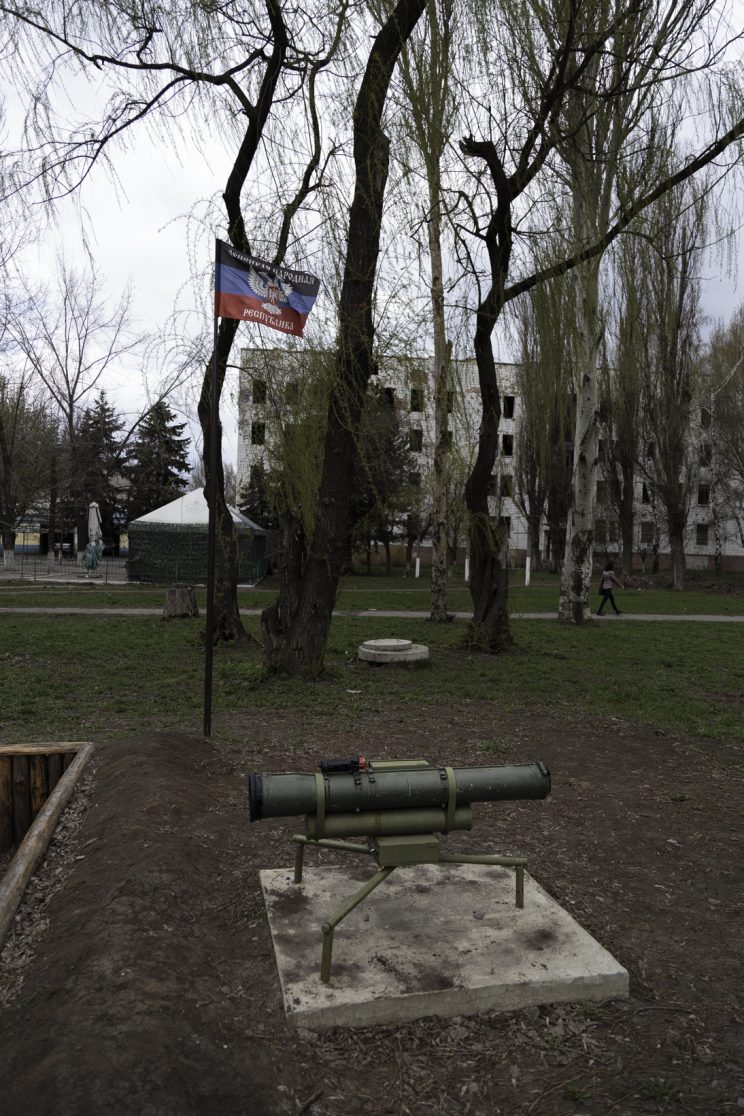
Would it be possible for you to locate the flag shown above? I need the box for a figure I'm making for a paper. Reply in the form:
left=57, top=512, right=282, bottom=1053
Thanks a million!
left=214, top=239, right=320, bottom=337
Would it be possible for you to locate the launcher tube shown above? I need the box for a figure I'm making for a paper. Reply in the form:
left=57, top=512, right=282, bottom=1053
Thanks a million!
left=248, top=762, right=550, bottom=821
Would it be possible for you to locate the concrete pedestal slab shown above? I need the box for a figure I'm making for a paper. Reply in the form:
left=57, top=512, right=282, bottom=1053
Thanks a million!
left=260, top=863, right=628, bottom=1030
left=358, top=637, right=429, bottom=663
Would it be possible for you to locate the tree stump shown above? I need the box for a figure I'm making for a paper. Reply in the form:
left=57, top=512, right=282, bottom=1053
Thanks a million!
left=162, top=584, right=199, bottom=621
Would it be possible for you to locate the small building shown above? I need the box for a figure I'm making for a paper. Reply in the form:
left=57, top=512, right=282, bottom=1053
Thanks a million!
left=127, top=488, right=266, bottom=584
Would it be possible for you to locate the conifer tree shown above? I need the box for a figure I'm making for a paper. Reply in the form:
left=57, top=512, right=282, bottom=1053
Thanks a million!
left=66, top=391, right=124, bottom=545
left=124, top=402, right=190, bottom=522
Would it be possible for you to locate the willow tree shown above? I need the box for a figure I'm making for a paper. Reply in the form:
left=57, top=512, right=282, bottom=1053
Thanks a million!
left=1, top=0, right=345, bottom=642
left=260, top=0, right=429, bottom=674
left=395, top=0, right=458, bottom=620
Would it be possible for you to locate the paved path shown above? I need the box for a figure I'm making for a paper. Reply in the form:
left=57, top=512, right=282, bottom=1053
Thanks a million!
left=0, top=606, right=742, bottom=622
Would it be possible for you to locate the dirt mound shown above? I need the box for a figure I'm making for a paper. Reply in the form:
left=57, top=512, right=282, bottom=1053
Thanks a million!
left=1, top=712, right=742, bottom=1115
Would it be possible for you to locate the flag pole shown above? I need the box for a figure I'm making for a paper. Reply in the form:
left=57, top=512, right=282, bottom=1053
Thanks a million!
left=204, top=239, right=220, bottom=737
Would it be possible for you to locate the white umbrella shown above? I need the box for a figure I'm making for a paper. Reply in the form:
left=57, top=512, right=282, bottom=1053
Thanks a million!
left=87, top=502, right=103, bottom=545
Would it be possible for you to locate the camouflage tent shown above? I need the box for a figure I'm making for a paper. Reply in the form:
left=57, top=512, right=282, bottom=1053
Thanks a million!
left=127, top=488, right=266, bottom=584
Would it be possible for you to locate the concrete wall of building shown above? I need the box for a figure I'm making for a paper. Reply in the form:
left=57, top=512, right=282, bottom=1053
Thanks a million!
left=237, top=347, right=743, bottom=573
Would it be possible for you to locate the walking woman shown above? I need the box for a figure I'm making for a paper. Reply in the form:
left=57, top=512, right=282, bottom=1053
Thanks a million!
left=597, top=560, right=623, bottom=615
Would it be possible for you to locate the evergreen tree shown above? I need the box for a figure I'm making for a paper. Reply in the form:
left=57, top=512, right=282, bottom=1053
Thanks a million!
left=67, top=391, right=124, bottom=545
left=239, top=463, right=279, bottom=531
left=349, top=384, right=415, bottom=573
left=124, top=402, right=190, bottom=521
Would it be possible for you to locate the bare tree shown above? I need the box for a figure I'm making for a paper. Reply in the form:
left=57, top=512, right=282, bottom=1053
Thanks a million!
left=8, top=260, right=141, bottom=447
left=511, top=274, right=575, bottom=572
left=706, top=307, right=744, bottom=553
left=598, top=235, right=647, bottom=577
left=640, top=185, right=708, bottom=590
left=454, top=0, right=744, bottom=646
left=0, top=368, right=55, bottom=562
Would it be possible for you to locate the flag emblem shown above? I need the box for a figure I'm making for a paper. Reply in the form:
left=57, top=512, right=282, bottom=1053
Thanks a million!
left=214, top=239, right=320, bottom=336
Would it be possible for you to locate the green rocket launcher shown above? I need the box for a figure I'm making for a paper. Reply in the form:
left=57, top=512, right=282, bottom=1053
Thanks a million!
left=249, top=757, right=551, bottom=982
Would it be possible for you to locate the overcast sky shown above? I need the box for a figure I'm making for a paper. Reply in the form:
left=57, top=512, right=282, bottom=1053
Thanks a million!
left=7, top=75, right=744, bottom=479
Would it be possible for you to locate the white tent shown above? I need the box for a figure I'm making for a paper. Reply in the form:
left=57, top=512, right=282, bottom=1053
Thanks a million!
left=131, top=487, right=263, bottom=533
left=127, top=488, right=266, bottom=583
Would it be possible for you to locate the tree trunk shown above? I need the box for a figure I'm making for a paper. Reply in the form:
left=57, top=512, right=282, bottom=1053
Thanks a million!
left=260, top=0, right=428, bottom=676
left=465, top=314, right=513, bottom=653
left=198, top=316, right=246, bottom=643
left=261, top=510, right=305, bottom=670
left=619, top=462, right=635, bottom=577
left=559, top=254, right=602, bottom=624
left=527, top=506, right=542, bottom=571
left=162, top=584, right=199, bottom=620
left=1, top=527, right=15, bottom=570
left=669, top=518, right=686, bottom=590
left=428, top=196, right=452, bottom=621
left=48, top=449, right=58, bottom=564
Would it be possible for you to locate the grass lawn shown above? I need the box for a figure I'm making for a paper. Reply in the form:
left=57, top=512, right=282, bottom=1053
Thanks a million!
left=1, top=569, right=743, bottom=615
left=1, top=605, right=741, bottom=744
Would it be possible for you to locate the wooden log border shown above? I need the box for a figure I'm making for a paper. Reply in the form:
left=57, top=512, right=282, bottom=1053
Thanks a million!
left=0, top=743, right=94, bottom=949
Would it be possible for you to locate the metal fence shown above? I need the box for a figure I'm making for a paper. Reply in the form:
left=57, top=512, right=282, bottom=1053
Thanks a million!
left=0, top=555, right=129, bottom=584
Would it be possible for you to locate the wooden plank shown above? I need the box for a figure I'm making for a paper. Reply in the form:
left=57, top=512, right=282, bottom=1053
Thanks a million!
left=12, top=756, right=31, bottom=844
left=48, top=753, right=64, bottom=793
left=29, top=756, right=48, bottom=818
left=62, top=752, right=73, bottom=772
left=0, top=743, right=87, bottom=757
left=0, top=744, right=95, bottom=947
left=0, top=757, right=13, bottom=853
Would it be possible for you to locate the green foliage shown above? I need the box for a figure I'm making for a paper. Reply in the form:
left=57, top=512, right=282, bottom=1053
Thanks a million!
left=238, top=461, right=278, bottom=530
left=66, top=391, right=124, bottom=541
left=123, top=401, right=190, bottom=521
left=350, top=383, right=416, bottom=555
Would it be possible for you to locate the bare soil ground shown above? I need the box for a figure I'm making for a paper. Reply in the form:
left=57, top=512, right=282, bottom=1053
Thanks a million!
left=0, top=705, right=742, bottom=1116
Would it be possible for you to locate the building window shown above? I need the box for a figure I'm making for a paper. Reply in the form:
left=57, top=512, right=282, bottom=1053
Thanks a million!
left=409, top=428, right=423, bottom=452
left=700, top=407, right=712, bottom=430
left=696, top=523, right=709, bottom=547
left=697, top=484, right=710, bottom=506
left=595, top=519, right=607, bottom=544
left=503, top=395, right=515, bottom=419
left=646, top=441, right=656, bottom=460
left=608, top=520, right=618, bottom=543
left=384, top=387, right=395, bottom=408
left=699, top=443, right=712, bottom=468
left=408, top=471, right=421, bottom=489
left=251, top=421, right=266, bottom=445
left=249, top=464, right=262, bottom=487
left=500, top=474, right=513, bottom=498
left=488, top=474, right=498, bottom=497
left=444, top=429, right=453, bottom=447
left=596, top=479, right=608, bottom=504
left=640, top=521, right=654, bottom=544
left=502, top=433, right=513, bottom=456
left=285, top=381, right=299, bottom=405
left=446, top=390, right=454, bottom=413
left=252, top=379, right=267, bottom=405
left=642, top=483, right=651, bottom=504
left=410, top=387, right=423, bottom=412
